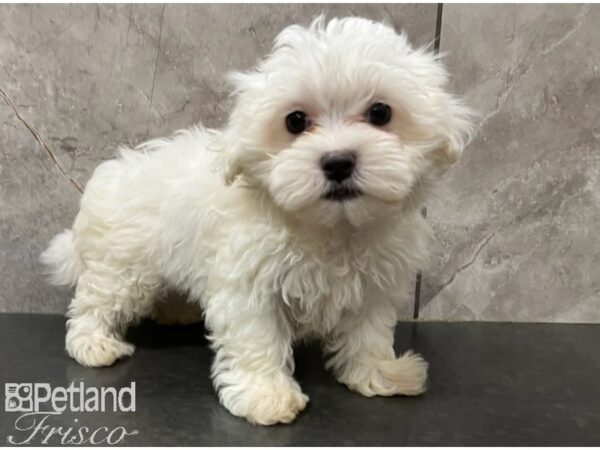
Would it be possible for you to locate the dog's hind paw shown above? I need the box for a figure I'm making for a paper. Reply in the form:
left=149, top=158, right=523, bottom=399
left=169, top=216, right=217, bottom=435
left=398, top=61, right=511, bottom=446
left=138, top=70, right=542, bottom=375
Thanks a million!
left=66, top=334, right=135, bottom=367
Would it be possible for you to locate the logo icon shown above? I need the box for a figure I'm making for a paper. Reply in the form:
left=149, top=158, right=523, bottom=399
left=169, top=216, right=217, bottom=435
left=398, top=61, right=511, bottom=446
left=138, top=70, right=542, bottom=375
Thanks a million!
left=5, top=383, right=33, bottom=412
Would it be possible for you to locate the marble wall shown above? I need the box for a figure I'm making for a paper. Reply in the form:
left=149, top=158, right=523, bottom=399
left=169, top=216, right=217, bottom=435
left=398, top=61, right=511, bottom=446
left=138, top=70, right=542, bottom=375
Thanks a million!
left=420, top=4, right=600, bottom=323
left=1, top=5, right=598, bottom=322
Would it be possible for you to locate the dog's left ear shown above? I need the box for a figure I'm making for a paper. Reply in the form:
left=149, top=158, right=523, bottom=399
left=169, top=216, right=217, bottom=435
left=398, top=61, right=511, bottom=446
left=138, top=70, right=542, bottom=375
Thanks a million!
left=430, top=100, right=476, bottom=170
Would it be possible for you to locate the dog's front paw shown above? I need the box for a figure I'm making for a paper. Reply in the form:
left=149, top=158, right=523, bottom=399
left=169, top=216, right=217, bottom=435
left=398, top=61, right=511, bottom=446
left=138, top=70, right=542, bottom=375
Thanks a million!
left=221, top=379, right=309, bottom=426
left=344, top=351, right=428, bottom=397
left=66, top=332, right=135, bottom=367
left=245, top=384, right=309, bottom=426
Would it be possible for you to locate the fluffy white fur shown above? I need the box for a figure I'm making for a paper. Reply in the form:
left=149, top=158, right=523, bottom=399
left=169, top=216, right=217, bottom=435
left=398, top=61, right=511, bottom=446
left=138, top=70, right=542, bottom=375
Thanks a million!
left=41, top=17, right=473, bottom=425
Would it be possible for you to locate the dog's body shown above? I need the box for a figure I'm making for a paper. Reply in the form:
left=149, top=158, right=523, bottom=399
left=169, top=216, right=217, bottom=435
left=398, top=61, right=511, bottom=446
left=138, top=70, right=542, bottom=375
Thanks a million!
left=42, top=17, right=472, bottom=425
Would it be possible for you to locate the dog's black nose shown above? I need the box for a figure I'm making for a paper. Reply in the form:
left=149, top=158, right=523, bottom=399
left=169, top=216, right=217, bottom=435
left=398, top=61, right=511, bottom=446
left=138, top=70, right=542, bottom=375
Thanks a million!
left=321, top=152, right=356, bottom=183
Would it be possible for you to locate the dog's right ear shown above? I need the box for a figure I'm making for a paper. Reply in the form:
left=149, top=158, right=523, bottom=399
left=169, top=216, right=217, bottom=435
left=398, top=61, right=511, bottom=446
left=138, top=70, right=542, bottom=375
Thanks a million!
left=213, top=129, right=244, bottom=186
left=227, top=70, right=265, bottom=98
left=218, top=70, right=267, bottom=186
left=223, top=145, right=243, bottom=186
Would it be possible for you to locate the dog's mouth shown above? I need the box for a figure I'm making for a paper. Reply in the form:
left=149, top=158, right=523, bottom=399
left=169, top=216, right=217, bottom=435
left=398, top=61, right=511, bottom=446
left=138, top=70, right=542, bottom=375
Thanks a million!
left=323, top=184, right=362, bottom=202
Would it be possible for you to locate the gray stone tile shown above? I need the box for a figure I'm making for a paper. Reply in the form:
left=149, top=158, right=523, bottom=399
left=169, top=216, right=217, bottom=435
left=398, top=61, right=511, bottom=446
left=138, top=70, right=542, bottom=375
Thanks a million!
left=0, top=4, right=437, bottom=313
left=0, top=89, right=79, bottom=312
left=421, top=5, right=600, bottom=322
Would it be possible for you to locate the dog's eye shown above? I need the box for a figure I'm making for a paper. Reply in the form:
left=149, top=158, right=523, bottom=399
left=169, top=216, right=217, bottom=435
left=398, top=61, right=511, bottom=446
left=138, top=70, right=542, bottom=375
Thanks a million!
left=366, top=103, right=392, bottom=126
left=285, top=111, right=308, bottom=135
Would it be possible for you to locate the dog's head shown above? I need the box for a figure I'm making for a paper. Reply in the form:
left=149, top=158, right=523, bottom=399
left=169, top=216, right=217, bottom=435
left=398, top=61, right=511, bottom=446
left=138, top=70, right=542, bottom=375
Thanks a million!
left=220, top=16, right=474, bottom=228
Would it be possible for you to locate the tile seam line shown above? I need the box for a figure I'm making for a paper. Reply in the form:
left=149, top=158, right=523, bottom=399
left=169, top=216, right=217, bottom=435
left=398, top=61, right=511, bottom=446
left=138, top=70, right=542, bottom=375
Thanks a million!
left=414, top=3, right=443, bottom=320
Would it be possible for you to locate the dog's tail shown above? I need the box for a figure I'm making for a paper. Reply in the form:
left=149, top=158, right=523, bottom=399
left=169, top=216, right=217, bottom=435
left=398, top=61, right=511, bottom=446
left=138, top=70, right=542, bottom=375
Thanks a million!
left=40, top=229, right=83, bottom=286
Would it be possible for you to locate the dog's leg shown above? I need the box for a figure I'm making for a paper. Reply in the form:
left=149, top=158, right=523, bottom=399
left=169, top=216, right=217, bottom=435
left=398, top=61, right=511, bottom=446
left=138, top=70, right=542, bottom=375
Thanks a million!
left=66, top=268, right=161, bottom=367
left=325, top=298, right=428, bottom=397
left=205, top=295, right=308, bottom=425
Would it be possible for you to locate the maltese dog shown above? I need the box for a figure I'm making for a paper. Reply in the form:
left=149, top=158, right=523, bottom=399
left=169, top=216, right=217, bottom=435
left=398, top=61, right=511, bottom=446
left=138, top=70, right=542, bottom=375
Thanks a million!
left=42, top=16, right=473, bottom=425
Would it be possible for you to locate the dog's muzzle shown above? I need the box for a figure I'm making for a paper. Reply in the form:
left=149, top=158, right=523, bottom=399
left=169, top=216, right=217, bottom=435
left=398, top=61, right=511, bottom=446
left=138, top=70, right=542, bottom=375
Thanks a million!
left=321, top=151, right=362, bottom=201
left=321, top=151, right=356, bottom=183
left=323, top=184, right=362, bottom=201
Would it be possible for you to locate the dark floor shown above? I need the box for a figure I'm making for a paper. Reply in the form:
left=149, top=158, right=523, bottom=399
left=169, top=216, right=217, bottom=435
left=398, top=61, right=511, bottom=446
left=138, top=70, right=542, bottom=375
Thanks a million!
left=1, top=314, right=599, bottom=446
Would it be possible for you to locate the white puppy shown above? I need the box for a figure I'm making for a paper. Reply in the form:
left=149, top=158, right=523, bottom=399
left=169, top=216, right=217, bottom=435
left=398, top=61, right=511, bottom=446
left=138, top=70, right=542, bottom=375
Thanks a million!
left=42, top=16, right=473, bottom=425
